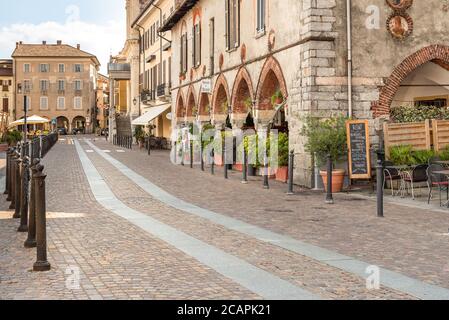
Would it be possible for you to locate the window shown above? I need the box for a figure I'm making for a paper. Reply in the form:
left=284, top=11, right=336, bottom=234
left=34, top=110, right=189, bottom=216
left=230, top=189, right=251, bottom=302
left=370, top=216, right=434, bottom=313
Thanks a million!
left=24, top=63, right=31, bottom=73
left=209, top=18, right=215, bottom=75
left=58, top=80, right=65, bottom=92
left=415, top=97, right=448, bottom=108
left=74, top=64, right=83, bottom=72
left=58, top=64, right=65, bottom=73
left=40, top=64, right=50, bottom=72
left=74, top=80, right=83, bottom=91
left=225, top=0, right=240, bottom=50
left=256, top=0, right=266, bottom=33
left=40, top=97, right=48, bottom=110
left=57, top=97, right=65, bottom=110
left=3, top=98, right=8, bottom=113
left=40, top=80, right=49, bottom=92
left=180, top=32, right=188, bottom=74
left=24, top=80, right=32, bottom=92
left=193, top=22, right=201, bottom=67
left=74, top=97, right=82, bottom=109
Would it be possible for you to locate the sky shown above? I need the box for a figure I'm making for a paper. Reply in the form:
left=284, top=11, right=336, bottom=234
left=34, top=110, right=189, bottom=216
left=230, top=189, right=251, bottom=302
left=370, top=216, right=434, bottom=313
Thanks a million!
left=0, top=0, right=126, bottom=74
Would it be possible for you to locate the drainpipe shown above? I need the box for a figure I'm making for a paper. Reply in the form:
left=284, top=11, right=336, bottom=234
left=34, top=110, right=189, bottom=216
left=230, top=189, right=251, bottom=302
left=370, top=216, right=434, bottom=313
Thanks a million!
left=346, top=0, right=353, bottom=118
left=135, top=23, right=145, bottom=118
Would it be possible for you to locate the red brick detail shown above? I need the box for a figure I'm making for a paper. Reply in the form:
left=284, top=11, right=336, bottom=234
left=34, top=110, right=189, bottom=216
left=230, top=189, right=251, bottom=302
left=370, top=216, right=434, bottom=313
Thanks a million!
left=212, top=74, right=230, bottom=115
left=231, top=67, right=255, bottom=114
left=256, top=56, right=288, bottom=110
left=186, top=86, right=197, bottom=117
left=373, top=45, right=449, bottom=117
left=198, top=92, right=211, bottom=117
left=175, top=90, right=186, bottom=120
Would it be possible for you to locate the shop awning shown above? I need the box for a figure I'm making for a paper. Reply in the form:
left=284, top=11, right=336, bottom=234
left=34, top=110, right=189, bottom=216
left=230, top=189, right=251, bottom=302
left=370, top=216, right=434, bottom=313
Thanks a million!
left=8, top=115, right=50, bottom=128
left=132, top=104, right=171, bottom=126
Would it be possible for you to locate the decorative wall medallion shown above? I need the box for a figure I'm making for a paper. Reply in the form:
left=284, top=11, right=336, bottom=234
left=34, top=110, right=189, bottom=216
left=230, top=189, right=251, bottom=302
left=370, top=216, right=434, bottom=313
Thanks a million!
left=267, top=30, right=276, bottom=51
left=386, top=0, right=413, bottom=10
left=386, top=12, right=413, bottom=40
left=219, top=53, right=224, bottom=70
left=240, top=43, right=247, bottom=63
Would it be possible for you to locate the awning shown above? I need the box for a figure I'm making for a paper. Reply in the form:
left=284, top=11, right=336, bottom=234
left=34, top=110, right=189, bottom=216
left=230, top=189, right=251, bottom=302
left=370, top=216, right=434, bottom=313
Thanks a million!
left=132, top=104, right=171, bottom=126
left=8, top=115, right=50, bottom=128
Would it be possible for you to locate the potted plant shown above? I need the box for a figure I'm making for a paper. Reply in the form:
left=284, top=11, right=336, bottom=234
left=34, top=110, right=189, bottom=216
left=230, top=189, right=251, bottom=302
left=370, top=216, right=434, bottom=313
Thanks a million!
left=271, top=89, right=284, bottom=106
left=275, top=132, right=290, bottom=182
left=133, top=126, right=145, bottom=149
left=302, top=115, right=348, bottom=193
left=5, top=130, right=23, bottom=147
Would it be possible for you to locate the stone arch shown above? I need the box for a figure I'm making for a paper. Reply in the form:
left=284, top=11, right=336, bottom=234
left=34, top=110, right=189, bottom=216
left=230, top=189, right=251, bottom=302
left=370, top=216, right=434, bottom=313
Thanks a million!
left=56, top=116, right=69, bottom=129
left=72, top=115, right=86, bottom=133
left=212, top=74, right=231, bottom=115
left=231, top=67, right=255, bottom=114
left=373, top=45, right=449, bottom=117
left=256, top=56, right=288, bottom=110
left=186, top=86, right=197, bottom=118
left=175, top=90, right=186, bottom=123
left=198, top=91, right=211, bottom=118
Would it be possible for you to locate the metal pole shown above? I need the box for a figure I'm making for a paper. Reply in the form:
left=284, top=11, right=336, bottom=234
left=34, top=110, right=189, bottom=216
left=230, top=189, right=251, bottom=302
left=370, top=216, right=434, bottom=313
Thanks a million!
left=211, top=149, right=215, bottom=175
left=224, top=137, right=228, bottom=179
left=287, top=150, right=294, bottom=195
left=325, top=154, right=334, bottom=204
left=33, top=164, right=51, bottom=272
left=25, top=159, right=39, bottom=248
left=9, top=149, right=17, bottom=209
left=190, top=138, right=193, bottom=169
left=200, top=139, right=204, bottom=171
left=4, top=148, right=10, bottom=195
left=148, top=137, right=151, bottom=156
left=18, top=154, right=30, bottom=232
left=376, top=159, right=384, bottom=218
left=263, top=129, right=269, bottom=189
left=242, top=148, right=248, bottom=184
left=13, top=150, right=22, bottom=218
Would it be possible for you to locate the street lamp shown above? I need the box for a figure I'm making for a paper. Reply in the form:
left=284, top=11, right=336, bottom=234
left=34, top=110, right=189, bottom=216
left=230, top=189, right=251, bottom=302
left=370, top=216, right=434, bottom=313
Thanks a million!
left=133, top=97, right=137, bottom=106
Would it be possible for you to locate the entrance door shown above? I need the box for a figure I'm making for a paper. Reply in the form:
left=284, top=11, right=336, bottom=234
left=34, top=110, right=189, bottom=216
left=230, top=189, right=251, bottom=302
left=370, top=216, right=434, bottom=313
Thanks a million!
left=2, top=98, right=8, bottom=113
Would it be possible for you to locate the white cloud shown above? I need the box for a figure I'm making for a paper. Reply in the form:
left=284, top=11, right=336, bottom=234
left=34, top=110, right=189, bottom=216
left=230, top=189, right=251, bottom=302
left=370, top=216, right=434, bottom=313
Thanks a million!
left=0, top=13, right=126, bottom=74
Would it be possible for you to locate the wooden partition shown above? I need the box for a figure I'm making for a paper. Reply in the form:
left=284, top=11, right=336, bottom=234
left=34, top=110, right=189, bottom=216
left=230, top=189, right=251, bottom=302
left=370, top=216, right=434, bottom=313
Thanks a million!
left=384, top=120, right=431, bottom=158
left=432, top=120, right=449, bottom=152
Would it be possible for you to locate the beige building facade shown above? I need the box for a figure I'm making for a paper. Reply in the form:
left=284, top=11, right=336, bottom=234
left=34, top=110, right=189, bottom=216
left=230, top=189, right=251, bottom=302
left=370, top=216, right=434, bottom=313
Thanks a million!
left=0, top=59, right=14, bottom=131
left=161, top=0, right=449, bottom=187
left=12, top=41, right=100, bottom=134
left=96, top=73, right=110, bottom=130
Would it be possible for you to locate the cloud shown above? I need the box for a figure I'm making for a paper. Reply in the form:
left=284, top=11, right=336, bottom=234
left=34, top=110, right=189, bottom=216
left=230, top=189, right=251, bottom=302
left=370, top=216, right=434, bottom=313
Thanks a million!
left=0, top=13, right=126, bottom=74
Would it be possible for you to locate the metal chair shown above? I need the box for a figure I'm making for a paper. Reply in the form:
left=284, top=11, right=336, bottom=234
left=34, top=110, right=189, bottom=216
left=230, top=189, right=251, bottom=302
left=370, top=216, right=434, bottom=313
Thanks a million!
left=403, top=164, right=428, bottom=199
left=428, top=156, right=442, bottom=166
left=427, top=164, right=449, bottom=206
left=383, top=161, right=401, bottom=196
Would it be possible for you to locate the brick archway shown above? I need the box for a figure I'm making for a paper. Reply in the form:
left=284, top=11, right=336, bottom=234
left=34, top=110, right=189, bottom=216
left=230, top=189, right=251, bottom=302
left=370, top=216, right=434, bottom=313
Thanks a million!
left=186, top=86, right=197, bottom=118
left=198, top=91, right=211, bottom=117
left=175, top=90, right=186, bottom=123
left=373, top=44, right=449, bottom=117
left=212, top=74, right=231, bottom=115
left=231, top=67, right=255, bottom=114
left=256, top=56, right=288, bottom=110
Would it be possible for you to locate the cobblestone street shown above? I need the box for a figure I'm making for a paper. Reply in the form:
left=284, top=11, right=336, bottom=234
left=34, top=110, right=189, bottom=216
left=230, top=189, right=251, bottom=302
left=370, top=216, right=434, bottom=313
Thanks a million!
left=1, top=136, right=449, bottom=300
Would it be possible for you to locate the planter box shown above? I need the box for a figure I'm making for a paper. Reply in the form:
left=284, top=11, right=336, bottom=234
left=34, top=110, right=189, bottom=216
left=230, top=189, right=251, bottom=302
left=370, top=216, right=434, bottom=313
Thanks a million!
left=275, top=166, right=288, bottom=183
left=234, top=163, right=243, bottom=172
left=320, top=169, right=345, bottom=193
left=0, top=144, right=8, bottom=152
left=248, top=166, right=257, bottom=176
left=258, top=167, right=276, bottom=179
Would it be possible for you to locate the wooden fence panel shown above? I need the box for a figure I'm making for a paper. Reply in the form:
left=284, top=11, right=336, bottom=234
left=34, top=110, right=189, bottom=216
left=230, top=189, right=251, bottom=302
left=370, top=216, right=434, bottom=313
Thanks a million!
left=432, top=120, right=449, bottom=152
left=384, top=120, right=431, bottom=158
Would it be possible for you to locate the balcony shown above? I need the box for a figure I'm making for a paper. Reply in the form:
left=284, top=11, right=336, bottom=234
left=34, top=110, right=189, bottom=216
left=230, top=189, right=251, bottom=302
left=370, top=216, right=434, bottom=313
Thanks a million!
left=108, top=63, right=131, bottom=80
left=141, top=90, right=155, bottom=105
left=160, top=0, right=199, bottom=32
left=156, top=83, right=170, bottom=101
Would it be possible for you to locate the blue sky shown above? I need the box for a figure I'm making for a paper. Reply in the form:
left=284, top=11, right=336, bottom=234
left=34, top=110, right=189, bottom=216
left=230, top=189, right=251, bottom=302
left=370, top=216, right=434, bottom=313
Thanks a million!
left=0, top=0, right=126, bottom=73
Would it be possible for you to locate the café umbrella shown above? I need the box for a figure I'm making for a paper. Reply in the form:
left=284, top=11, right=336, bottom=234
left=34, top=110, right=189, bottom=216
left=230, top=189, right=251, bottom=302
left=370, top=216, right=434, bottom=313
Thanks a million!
left=8, top=115, right=50, bottom=128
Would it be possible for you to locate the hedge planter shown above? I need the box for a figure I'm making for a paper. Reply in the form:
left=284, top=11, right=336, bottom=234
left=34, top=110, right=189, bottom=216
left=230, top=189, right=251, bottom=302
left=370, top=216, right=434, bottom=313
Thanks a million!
left=275, top=166, right=288, bottom=183
left=320, top=169, right=345, bottom=193
left=247, top=166, right=257, bottom=176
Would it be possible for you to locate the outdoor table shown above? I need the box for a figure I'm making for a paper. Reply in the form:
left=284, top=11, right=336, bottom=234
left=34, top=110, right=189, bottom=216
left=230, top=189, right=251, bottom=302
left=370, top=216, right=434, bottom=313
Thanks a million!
left=435, top=160, right=449, bottom=167
left=385, top=165, right=416, bottom=198
left=432, top=170, right=449, bottom=207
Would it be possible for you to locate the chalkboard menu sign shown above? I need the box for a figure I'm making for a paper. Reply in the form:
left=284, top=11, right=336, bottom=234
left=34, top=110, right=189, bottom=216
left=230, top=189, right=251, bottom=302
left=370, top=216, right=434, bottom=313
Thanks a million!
left=346, top=120, right=371, bottom=179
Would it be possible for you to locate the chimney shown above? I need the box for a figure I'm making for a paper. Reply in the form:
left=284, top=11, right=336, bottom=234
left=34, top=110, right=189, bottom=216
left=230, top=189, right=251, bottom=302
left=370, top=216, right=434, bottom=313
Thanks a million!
left=57, top=40, right=62, bottom=45
left=19, top=41, right=23, bottom=45
left=77, top=44, right=80, bottom=50
left=42, top=40, right=46, bottom=45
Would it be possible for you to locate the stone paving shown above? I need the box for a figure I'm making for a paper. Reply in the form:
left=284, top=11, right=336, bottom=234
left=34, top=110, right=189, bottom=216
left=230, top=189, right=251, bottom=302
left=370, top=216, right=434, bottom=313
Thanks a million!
left=0, top=140, right=258, bottom=300
left=1, top=135, right=448, bottom=300
left=88, top=137, right=449, bottom=290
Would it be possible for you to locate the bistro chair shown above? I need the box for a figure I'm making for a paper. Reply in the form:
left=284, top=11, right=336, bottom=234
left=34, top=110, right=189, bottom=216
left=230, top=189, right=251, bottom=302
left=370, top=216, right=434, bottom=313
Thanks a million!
left=403, top=164, right=429, bottom=200
left=428, top=156, right=442, bottom=166
left=383, top=161, right=402, bottom=196
left=427, top=164, right=449, bottom=206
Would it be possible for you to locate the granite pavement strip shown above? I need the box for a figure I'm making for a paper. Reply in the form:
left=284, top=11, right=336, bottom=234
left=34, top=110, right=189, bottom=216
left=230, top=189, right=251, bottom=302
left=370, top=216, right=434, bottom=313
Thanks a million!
left=0, top=140, right=259, bottom=300
left=86, top=137, right=449, bottom=292
left=80, top=140, right=414, bottom=300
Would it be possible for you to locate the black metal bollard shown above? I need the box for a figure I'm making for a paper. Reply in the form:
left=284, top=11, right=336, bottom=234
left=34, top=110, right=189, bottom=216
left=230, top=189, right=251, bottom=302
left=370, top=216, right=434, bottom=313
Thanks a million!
left=6, top=148, right=12, bottom=200
left=4, top=148, right=10, bottom=195
left=242, top=148, right=248, bottom=184
left=325, top=154, right=334, bottom=204
left=148, top=138, right=151, bottom=156
left=190, top=140, right=194, bottom=169
left=25, top=159, right=40, bottom=248
left=263, top=153, right=269, bottom=190
left=223, top=144, right=228, bottom=180
left=211, top=149, right=215, bottom=175
left=376, top=159, right=384, bottom=218
left=33, top=164, right=51, bottom=272
left=200, top=142, right=204, bottom=171
left=8, top=149, right=16, bottom=208
left=287, top=150, right=295, bottom=195
left=18, top=155, right=30, bottom=232
left=13, top=151, right=22, bottom=218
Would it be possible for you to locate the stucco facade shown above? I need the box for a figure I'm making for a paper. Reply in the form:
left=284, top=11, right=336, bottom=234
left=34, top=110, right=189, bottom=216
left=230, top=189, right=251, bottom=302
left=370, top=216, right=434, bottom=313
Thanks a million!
left=161, top=0, right=449, bottom=187
left=0, top=59, right=14, bottom=129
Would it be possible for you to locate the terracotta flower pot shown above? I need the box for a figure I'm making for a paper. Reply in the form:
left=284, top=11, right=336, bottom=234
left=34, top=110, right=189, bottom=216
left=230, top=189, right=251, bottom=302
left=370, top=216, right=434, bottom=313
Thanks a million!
left=214, top=154, right=224, bottom=166
left=234, top=163, right=243, bottom=172
left=320, top=169, right=345, bottom=193
left=275, top=166, right=289, bottom=183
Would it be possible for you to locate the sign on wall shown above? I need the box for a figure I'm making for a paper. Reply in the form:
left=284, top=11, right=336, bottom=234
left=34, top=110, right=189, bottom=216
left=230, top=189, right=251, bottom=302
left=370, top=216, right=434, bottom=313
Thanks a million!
left=201, top=79, right=212, bottom=93
left=346, top=120, right=371, bottom=180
